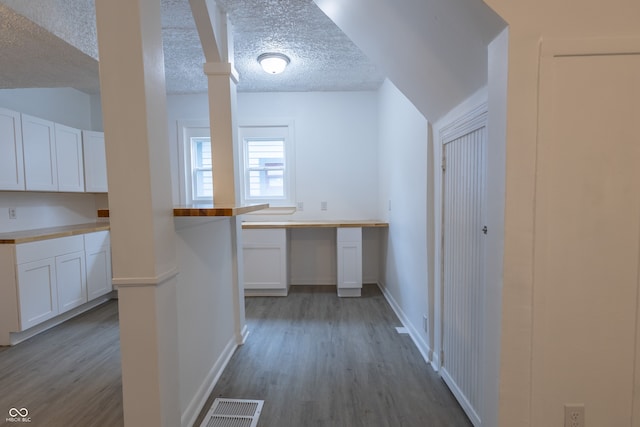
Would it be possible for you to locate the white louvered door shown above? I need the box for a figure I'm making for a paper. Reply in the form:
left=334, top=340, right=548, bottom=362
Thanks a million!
left=440, top=111, right=487, bottom=426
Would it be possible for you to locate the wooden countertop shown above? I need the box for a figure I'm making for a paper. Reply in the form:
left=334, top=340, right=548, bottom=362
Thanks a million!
left=0, top=222, right=110, bottom=244
left=242, top=220, right=389, bottom=229
left=98, top=203, right=269, bottom=218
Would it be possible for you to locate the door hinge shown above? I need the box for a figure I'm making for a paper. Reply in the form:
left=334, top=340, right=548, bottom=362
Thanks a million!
left=482, top=225, right=488, bottom=235
left=442, top=156, right=446, bottom=172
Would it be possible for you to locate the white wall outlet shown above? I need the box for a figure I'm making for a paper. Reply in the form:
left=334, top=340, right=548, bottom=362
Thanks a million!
left=320, top=201, right=328, bottom=211
left=8, top=208, right=17, bottom=219
left=297, top=202, right=304, bottom=211
left=388, top=199, right=392, bottom=211
left=564, top=404, right=585, bottom=427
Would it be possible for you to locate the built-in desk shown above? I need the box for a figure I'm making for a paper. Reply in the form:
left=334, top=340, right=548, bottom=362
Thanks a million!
left=241, top=220, right=389, bottom=297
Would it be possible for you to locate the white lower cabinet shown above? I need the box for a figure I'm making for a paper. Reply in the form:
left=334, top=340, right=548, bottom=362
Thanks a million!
left=85, top=231, right=112, bottom=299
left=1, top=231, right=112, bottom=342
left=243, top=228, right=288, bottom=296
left=17, top=258, right=58, bottom=330
left=56, top=251, right=87, bottom=313
left=337, top=227, right=363, bottom=297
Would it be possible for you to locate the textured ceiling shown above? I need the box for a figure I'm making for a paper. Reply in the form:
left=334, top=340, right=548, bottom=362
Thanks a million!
left=0, top=0, right=385, bottom=94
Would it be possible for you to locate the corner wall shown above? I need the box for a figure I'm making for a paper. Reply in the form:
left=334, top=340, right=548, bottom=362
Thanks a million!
left=376, top=79, right=431, bottom=360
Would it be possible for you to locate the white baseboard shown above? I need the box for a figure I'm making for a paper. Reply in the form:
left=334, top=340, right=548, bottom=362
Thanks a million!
left=8, top=293, right=115, bottom=346
left=244, top=288, right=288, bottom=297
left=376, top=282, right=432, bottom=367
left=181, top=336, right=238, bottom=427
left=440, top=367, right=481, bottom=426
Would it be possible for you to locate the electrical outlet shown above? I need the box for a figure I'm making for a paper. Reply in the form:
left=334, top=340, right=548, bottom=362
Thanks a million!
left=297, top=202, right=304, bottom=211
left=320, top=201, right=327, bottom=211
left=564, top=404, right=584, bottom=427
left=8, top=208, right=17, bottom=219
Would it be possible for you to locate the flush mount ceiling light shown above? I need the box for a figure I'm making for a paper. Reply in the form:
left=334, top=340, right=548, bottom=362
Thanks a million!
left=258, top=53, right=290, bottom=74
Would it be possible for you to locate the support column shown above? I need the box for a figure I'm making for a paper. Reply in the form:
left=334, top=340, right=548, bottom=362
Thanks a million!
left=95, top=0, right=179, bottom=426
left=204, top=62, right=240, bottom=205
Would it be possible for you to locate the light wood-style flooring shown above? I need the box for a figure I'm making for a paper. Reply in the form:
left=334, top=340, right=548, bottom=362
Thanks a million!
left=0, top=285, right=471, bottom=427
left=195, top=285, right=471, bottom=427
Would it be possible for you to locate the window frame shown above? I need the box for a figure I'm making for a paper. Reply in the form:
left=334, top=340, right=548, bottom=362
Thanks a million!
left=238, top=122, right=295, bottom=207
left=178, top=120, right=212, bottom=205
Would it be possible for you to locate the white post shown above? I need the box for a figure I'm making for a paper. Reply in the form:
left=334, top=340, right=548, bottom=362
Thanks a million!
left=95, top=0, right=180, bottom=425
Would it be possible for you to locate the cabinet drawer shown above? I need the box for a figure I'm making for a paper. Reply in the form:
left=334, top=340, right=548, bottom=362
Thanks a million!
left=243, top=228, right=287, bottom=245
left=16, top=235, right=84, bottom=264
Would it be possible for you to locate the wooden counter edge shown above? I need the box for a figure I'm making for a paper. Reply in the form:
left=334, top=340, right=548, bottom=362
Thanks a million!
left=99, top=204, right=269, bottom=218
left=0, top=223, right=111, bottom=245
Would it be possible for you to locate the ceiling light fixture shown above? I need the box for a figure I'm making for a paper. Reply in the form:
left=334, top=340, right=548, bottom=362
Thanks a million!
left=258, top=53, right=290, bottom=74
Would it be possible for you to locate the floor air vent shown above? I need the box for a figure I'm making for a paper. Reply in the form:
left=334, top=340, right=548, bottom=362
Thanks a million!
left=200, top=398, right=264, bottom=427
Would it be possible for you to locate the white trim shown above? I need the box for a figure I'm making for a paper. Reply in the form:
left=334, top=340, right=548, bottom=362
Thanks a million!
left=541, top=36, right=640, bottom=58
left=237, top=120, right=296, bottom=207
left=440, top=103, right=488, bottom=144
left=177, top=119, right=211, bottom=205
left=376, top=282, right=433, bottom=367
left=8, top=294, right=114, bottom=346
left=181, top=335, right=238, bottom=427
left=203, top=62, right=240, bottom=83
left=440, top=367, right=482, bottom=426
left=112, top=267, right=179, bottom=287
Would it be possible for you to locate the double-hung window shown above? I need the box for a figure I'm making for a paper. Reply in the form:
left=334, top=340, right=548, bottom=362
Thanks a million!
left=190, top=136, right=213, bottom=202
left=239, top=124, right=294, bottom=207
left=179, top=121, right=212, bottom=204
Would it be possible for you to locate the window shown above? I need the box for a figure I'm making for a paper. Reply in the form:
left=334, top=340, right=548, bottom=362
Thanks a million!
left=178, top=121, right=212, bottom=204
left=239, top=124, right=294, bottom=206
left=190, top=137, right=213, bottom=201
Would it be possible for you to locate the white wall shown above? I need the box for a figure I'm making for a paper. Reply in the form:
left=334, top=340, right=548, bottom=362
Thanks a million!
left=376, top=79, right=431, bottom=360
left=166, top=91, right=381, bottom=285
left=175, top=217, right=237, bottom=427
left=482, top=1, right=640, bottom=425
left=237, top=91, right=379, bottom=221
left=0, top=88, right=95, bottom=129
left=0, top=88, right=105, bottom=233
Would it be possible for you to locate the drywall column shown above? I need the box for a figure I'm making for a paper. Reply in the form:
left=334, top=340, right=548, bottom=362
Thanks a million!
left=204, top=63, right=247, bottom=343
left=204, top=62, right=239, bottom=205
left=95, top=1, right=179, bottom=426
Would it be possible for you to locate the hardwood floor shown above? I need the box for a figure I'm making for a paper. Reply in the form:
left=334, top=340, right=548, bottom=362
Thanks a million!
left=0, top=285, right=471, bottom=427
left=0, top=301, right=123, bottom=427
left=195, top=285, right=472, bottom=427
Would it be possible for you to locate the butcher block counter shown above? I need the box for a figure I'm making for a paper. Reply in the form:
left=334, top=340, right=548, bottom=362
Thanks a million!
left=0, top=222, right=110, bottom=244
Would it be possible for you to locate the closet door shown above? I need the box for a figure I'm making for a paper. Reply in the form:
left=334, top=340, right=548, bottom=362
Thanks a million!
left=441, top=112, right=487, bottom=426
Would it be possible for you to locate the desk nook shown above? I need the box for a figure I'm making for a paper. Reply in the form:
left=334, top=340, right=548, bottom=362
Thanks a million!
left=242, top=220, right=389, bottom=297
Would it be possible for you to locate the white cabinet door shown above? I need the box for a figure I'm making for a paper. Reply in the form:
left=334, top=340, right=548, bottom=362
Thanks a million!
left=337, top=227, right=362, bottom=297
left=82, top=130, right=108, bottom=192
left=56, top=251, right=87, bottom=313
left=22, top=114, right=57, bottom=191
left=85, top=231, right=112, bottom=299
left=0, top=108, right=25, bottom=190
left=243, top=228, right=288, bottom=295
left=17, top=258, right=59, bottom=330
left=55, top=123, right=85, bottom=192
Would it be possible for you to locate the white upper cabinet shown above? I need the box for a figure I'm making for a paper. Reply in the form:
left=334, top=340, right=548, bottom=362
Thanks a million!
left=0, top=108, right=25, bottom=190
left=22, top=114, right=58, bottom=191
left=55, top=123, right=85, bottom=192
left=82, top=130, right=108, bottom=193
